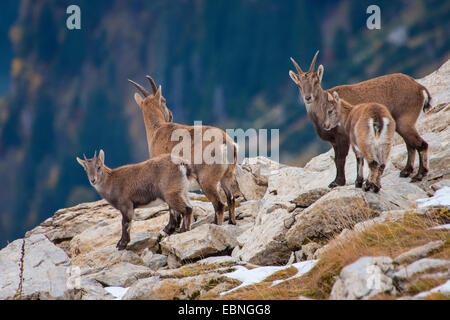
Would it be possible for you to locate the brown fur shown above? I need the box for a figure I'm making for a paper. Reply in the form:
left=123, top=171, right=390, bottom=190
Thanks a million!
left=289, top=52, right=431, bottom=186
left=130, top=80, right=238, bottom=229
left=77, top=151, right=194, bottom=250
left=324, top=92, right=396, bottom=192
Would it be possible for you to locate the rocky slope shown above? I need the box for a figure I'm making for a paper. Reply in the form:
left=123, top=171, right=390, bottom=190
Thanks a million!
left=1, top=60, right=449, bottom=300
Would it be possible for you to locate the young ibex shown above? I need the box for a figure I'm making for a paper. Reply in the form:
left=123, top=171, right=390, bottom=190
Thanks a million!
left=76, top=150, right=195, bottom=250
left=128, top=78, right=238, bottom=231
left=289, top=52, right=431, bottom=187
left=323, top=92, right=395, bottom=192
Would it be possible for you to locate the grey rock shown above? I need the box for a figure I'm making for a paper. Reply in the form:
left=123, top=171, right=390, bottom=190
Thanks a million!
left=290, top=188, right=330, bottom=208
left=0, top=234, right=75, bottom=300
left=295, top=242, right=322, bottom=262
left=144, top=253, right=168, bottom=270
left=197, top=256, right=241, bottom=266
left=286, top=187, right=383, bottom=250
left=90, top=262, right=154, bottom=287
left=430, top=179, right=450, bottom=192
left=79, top=278, right=114, bottom=300
left=123, top=273, right=225, bottom=300
left=160, top=224, right=242, bottom=261
left=167, top=254, right=182, bottom=269
left=236, top=200, right=261, bottom=219
left=330, top=256, right=395, bottom=300
left=121, top=276, right=161, bottom=300
left=393, top=258, right=450, bottom=280
left=126, top=232, right=159, bottom=252
left=232, top=208, right=293, bottom=265
left=394, top=241, right=445, bottom=265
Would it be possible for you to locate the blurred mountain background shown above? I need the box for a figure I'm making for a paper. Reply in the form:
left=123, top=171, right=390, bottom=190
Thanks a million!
left=0, top=0, right=449, bottom=247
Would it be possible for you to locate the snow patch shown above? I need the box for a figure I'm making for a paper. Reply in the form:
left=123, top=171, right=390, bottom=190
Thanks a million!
left=220, top=260, right=318, bottom=296
left=105, top=286, right=130, bottom=300
left=415, top=187, right=450, bottom=208
left=431, top=224, right=450, bottom=230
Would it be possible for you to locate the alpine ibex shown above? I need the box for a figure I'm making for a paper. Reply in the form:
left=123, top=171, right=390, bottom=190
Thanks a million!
left=323, top=92, right=395, bottom=192
left=128, top=78, right=238, bottom=230
left=76, top=150, right=195, bottom=250
left=289, top=51, right=431, bottom=187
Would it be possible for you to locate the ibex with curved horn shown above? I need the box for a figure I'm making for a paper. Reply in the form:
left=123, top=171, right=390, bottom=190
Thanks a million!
left=129, top=78, right=238, bottom=233
left=289, top=51, right=431, bottom=187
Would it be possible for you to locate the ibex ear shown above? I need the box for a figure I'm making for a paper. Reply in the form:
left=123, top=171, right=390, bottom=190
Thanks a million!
left=317, top=65, right=324, bottom=83
left=289, top=71, right=299, bottom=85
left=98, top=149, right=105, bottom=164
left=76, top=157, right=86, bottom=169
left=134, top=92, right=144, bottom=106
left=333, top=91, right=340, bottom=102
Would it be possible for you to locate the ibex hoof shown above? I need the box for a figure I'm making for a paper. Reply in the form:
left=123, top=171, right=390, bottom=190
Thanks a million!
left=410, top=174, right=423, bottom=182
left=399, top=168, right=413, bottom=178
left=329, top=179, right=345, bottom=188
left=355, top=180, right=363, bottom=188
left=328, top=181, right=338, bottom=188
left=372, top=185, right=380, bottom=193
left=116, top=241, right=128, bottom=251
left=363, top=181, right=372, bottom=192
left=163, top=225, right=176, bottom=235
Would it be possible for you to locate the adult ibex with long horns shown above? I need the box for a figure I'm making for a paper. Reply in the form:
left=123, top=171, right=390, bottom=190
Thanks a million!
left=289, top=51, right=431, bottom=187
left=128, top=78, right=238, bottom=233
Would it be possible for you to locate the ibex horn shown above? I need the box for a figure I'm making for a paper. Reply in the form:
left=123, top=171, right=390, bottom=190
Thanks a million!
left=309, top=50, right=319, bottom=73
left=128, top=79, right=151, bottom=97
left=146, top=75, right=158, bottom=94
left=83, top=153, right=87, bottom=161
left=290, top=57, right=303, bottom=74
left=94, top=150, right=97, bottom=159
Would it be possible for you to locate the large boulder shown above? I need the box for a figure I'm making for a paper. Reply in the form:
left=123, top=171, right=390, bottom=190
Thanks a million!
left=0, top=234, right=76, bottom=300
left=285, top=186, right=413, bottom=250
left=25, top=199, right=170, bottom=254
left=160, top=224, right=243, bottom=262
left=330, top=256, right=396, bottom=300
left=232, top=208, right=293, bottom=265
left=235, top=156, right=282, bottom=200
left=87, top=262, right=154, bottom=287
left=69, top=214, right=169, bottom=263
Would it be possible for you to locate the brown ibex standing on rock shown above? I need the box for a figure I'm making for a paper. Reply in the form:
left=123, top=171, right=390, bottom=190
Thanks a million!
left=76, top=150, right=195, bottom=250
left=128, top=78, right=238, bottom=232
left=323, top=92, right=395, bottom=192
left=289, top=51, right=431, bottom=187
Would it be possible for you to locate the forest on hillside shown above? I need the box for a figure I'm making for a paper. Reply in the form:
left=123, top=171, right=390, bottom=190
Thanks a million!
left=0, top=0, right=449, bottom=246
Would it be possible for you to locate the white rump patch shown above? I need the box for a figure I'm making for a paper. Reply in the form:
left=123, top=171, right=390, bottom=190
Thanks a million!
left=366, top=117, right=391, bottom=164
